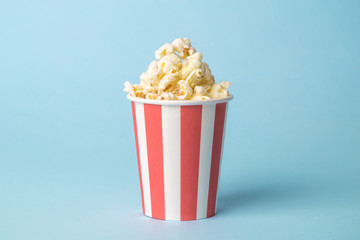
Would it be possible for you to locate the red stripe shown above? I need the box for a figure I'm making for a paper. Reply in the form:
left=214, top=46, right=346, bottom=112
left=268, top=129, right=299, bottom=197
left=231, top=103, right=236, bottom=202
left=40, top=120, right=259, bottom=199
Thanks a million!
left=207, top=102, right=227, bottom=217
left=181, top=105, right=202, bottom=220
left=131, top=102, right=145, bottom=214
left=144, top=104, right=165, bottom=219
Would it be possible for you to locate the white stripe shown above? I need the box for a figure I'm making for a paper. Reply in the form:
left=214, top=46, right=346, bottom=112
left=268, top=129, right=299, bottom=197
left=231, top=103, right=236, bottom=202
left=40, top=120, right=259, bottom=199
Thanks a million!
left=215, top=103, right=228, bottom=213
left=162, top=105, right=181, bottom=220
left=135, top=102, right=152, bottom=217
left=196, top=104, right=216, bottom=219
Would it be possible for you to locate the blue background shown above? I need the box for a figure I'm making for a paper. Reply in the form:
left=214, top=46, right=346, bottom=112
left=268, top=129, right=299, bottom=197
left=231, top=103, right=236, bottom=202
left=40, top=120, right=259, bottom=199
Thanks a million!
left=1, top=0, right=360, bottom=239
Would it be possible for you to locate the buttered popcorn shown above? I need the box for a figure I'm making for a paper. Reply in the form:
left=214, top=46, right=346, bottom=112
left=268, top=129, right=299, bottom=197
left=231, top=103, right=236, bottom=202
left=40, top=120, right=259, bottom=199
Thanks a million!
left=124, top=38, right=231, bottom=100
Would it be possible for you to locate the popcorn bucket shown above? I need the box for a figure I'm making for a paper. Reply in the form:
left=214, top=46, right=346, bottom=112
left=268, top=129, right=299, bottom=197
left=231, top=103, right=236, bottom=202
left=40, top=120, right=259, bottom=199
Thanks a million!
left=128, top=94, right=233, bottom=221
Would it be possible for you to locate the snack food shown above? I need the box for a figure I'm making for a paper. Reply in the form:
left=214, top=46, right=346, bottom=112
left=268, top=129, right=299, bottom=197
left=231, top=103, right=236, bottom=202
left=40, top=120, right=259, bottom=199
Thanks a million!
left=125, top=38, right=233, bottom=221
left=124, top=38, right=231, bottom=100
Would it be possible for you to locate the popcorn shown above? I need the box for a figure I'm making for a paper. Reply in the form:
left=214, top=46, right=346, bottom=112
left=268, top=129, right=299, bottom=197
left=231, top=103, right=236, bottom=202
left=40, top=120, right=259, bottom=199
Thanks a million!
left=140, top=61, right=160, bottom=86
left=190, top=95, right=211, bottom=100
left=124, top=81, right=133, bottom=94
left=124, top=38, right=231, bottom=100
left=145, top=93, right=158, bottom=100
left=159, top=73, right=177, bottom=91
left=191, top=86, right=211, bottom=100
left=201, top=62, right=215, bottom=85
left=143, top=85, right=159, bottom=95
left=123, top=82, right=146, bottom=98
left=194, top=86, right=208, bottom=96
left=180, top=58, right=203, bottom=80
left=159, top=54, right=181, bottom=74
left=185, top=69, right=202, bottom=88
left=172, top=80, right=193, bottom=100
left=155, top=43, right=174, bottom=60
left=220, top=81, right=231, bottom=89
left=172, top=38, right=193, bottom=59
left=187, top=51, right=203, bottom=61
left=208, top=81, right=231, bottom=99
left=157, top=92, right=176, bottom=100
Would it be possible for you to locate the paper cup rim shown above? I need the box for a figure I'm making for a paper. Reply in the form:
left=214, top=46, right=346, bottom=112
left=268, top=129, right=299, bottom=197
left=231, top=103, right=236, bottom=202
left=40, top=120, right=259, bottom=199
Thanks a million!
left=127, top=94, right=233, bottom=106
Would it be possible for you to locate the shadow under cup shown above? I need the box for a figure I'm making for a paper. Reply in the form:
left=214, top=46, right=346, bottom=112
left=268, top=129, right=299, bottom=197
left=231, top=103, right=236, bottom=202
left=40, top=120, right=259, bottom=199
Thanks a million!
left=128, top=94, right=233, bottom=221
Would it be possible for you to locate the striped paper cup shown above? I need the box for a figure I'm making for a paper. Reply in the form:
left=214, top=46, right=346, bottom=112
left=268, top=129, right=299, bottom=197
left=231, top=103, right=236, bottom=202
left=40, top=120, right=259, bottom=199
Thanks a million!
left=128, top=94, right=233, bottom=221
